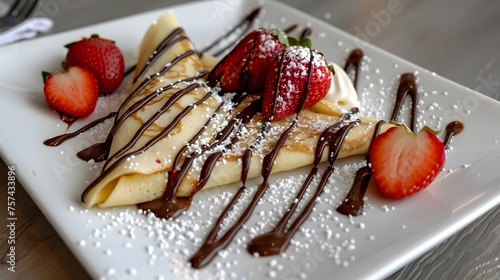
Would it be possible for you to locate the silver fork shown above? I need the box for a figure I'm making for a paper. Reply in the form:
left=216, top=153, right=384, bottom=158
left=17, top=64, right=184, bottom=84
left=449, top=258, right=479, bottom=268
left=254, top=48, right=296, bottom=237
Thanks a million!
left=0, top=0, right=40, bottom=31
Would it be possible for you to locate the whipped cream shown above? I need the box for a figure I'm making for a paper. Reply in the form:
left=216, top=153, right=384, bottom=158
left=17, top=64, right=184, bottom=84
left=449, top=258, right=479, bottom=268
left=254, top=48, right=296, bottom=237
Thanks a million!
left=322, top=63, right=360, bottom=111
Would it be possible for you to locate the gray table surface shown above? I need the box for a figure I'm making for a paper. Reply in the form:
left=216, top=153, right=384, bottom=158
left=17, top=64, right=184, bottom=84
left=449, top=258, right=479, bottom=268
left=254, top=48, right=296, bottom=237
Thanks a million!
left=3, top=0, right=500, bottom=279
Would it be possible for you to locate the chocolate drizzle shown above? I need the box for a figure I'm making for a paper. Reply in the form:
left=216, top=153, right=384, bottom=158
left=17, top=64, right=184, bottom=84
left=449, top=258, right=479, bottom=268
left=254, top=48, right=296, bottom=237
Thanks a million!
left=344, top=49, right=364, bottom=90
left=133, top=27, right=189, bottom=82
left=189, top=47, right=319, bottom=268
left=199, top=8, right=261, bottom=57
left=58, top=112, right=78, bottom=128
left=104, top=82, right=203, bottom=168
left=81, top=29, right=210, bottom=201
left=124, top=64, right=136, bottom=77
left=81, top=87, right=213, bottom=201
left=391, top=73, right=418, bottom=132
left=336, top=71, right=465, bottom=217
left=43, top=112, right=116, bottom=147
left=443, top=120, right=464, bottom=149
left=196, top=100, right=262, bottom=191
left=300, top=27, right=312, bottom=39
left=283, top=24, right=299, bottom=34
left=336, top=120, right=385, bottom=216
left=336, top=73, right=418, bottom=217
left=248, top=119, right=359, bottom=257
left=77, top=70, right=207, bottom=163
left=137, top=98, right=262, bottom=219
left=104, top=71, right=208, bottom=163
left=77, top=141, right=108, bottom=163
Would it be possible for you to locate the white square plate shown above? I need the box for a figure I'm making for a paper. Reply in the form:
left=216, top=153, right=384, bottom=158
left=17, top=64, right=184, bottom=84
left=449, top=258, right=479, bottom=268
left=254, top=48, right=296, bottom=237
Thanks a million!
left=1, top=1, right=500, bottom=279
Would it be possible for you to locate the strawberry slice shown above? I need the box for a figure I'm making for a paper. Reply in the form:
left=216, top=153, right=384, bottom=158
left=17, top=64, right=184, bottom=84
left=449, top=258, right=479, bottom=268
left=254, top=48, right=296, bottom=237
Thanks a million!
left=43, top=66, right=99, bottom=118
left=261, top=46, right=332, bottom=122
left=369, top=125, right=446, bottom=199
left=65, top=34, right=124, bottom=95
left=207, top=29, right=284, bottom=94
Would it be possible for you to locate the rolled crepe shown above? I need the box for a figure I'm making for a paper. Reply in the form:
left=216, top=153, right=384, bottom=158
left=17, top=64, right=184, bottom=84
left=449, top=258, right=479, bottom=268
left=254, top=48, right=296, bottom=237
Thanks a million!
left=82, top=11, right=392, bottom=208
left=83, top=11, right=222, bottom=207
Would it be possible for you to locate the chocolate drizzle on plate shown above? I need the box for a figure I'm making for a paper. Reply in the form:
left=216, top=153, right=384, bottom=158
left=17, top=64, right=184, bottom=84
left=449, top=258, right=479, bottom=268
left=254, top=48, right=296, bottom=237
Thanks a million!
left=336, top=72, right=419, bottom=217
left=390, top=73, right=418, bottom=132
left=124, top=64, right=137, bottom=77
left=283, top=24, right=298, bottom=34
left=44, top=112, right=116, bottom=147
left=344, top=49, right=364, bottom=90
left=443, top=120, right=464, bottom=149
left=58, top=112, right=79, bottom=128
left=336, top=71, right=464, bottom=217
left=336, top=120, right=385, bottom=216
left=199, top=7, right=261, bottom=57
left=299, top=27, right=312, bottom=39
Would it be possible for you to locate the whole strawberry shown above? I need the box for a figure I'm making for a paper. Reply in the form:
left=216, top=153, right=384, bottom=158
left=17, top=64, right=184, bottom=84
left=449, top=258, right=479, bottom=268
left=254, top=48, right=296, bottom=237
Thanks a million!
left=261, top=46, right=332, bottom=122
left=65, top=34, right=124, bottom=95
left=369, top=125, right=446, bottom=199
left=208, top=29, right=285, bottom=94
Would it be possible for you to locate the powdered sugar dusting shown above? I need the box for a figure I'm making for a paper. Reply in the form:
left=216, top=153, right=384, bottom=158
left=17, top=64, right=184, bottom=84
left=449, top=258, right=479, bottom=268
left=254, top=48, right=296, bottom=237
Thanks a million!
left=72, top=157, right=377, bottom=279
left=258, top=32, right=280, bottom=58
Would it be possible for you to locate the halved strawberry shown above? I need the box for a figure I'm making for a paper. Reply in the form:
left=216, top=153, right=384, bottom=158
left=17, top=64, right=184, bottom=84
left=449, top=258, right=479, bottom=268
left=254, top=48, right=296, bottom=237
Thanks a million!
left=43, top=66, right=99, bottom=118
left=65, top=34, right=124, bottom=95
left=261, top=46, right=332, bottom=122
left=369, top=125, right=446, bottom=199
left=207, top=29, right=284, bottom=94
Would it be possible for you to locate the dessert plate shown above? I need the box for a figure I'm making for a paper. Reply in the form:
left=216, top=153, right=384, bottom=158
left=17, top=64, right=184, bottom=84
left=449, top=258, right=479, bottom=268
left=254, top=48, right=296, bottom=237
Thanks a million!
left=1, top=1, right=500, bottom=279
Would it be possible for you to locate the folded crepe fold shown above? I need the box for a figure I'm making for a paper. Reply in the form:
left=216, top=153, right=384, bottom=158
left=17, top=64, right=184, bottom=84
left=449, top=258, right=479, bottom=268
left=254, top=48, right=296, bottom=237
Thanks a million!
left=82, top=11, right=392, bottom=208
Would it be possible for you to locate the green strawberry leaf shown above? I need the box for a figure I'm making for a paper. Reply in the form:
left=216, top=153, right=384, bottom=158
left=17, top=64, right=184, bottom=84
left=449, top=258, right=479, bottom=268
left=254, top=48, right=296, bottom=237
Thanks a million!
left=271, top=29, right=312, bottom=48
left=272, top=29, right=289, bottom=45
left=388, top=120, right=414, bottom=133
left=297, top=38, right=312, bottom=48
left=270, top=28, right=334, bottom=75
left=422, top=126, right=441, bottom=135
